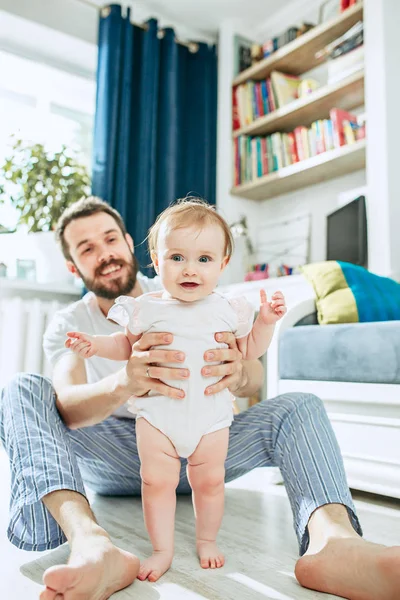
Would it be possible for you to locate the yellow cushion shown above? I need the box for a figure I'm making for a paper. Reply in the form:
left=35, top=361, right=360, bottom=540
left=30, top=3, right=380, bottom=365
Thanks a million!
left=301, top=261, right=359, bottom=324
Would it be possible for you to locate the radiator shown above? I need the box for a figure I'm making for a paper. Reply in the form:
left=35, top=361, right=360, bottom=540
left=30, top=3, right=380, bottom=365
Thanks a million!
left=0, top=297, right=68, bottom=388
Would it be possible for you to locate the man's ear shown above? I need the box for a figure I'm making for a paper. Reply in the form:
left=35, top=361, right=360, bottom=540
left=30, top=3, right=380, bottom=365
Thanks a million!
left=66, top=260, right=80, bottom=278
left=221, top=256, right=230, bottom=271
left=151, top=251, right=160, bottom=274
left=125, top=233, right=134, bottom=253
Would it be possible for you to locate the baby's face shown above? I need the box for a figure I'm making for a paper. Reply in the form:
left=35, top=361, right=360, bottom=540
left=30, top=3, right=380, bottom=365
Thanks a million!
left=153, top=223, right=229, bottom=302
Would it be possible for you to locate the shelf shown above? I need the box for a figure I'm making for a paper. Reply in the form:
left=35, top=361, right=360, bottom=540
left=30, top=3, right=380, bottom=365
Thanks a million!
left=230, top=139, right=366, bottom=201
left=232, top=2, right=363, bottom=86
left=0, top=278, right=82, bottom=295
left=233, top=70, right=364, bottom=138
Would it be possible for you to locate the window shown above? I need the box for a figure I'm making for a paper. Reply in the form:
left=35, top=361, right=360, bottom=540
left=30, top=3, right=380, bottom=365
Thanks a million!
left=0, top=50, right=96, bottom=230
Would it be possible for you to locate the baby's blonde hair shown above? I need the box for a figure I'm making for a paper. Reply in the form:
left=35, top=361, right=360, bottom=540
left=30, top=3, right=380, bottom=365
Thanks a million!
left=148, top=197, right=234, bottom=259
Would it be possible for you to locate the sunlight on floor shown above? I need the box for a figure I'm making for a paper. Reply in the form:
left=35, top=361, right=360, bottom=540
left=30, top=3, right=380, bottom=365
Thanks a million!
left=227, top=572, right=297, bottom=600
left=153, top=582, right=207, bottom=599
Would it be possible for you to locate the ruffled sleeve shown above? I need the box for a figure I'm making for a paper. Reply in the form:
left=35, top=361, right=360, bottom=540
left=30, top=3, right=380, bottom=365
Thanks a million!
left=228, top=296, right=255, bottom=339
left=107, top=296, right=144, bottom=334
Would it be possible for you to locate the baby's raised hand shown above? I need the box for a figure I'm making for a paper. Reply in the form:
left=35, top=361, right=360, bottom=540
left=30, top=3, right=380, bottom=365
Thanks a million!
left=259, top=290, right=287, bottom=325
left=65, top=331, right=98, bottom=358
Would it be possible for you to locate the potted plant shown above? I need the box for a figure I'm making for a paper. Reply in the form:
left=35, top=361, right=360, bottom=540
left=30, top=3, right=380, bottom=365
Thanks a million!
left=0, top=138, right=91, bottom=283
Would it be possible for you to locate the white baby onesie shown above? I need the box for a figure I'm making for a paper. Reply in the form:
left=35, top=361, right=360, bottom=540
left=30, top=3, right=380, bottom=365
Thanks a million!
left=108, top=290, right=255, bottom=458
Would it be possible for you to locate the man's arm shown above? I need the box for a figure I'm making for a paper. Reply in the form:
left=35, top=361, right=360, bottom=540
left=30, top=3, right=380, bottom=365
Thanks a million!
left=52, top=353, right=131, bottom=429
left=53, top=332, right=189, bottom=430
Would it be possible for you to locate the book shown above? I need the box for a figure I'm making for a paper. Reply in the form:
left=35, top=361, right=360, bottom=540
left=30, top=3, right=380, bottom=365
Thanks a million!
left=261, top=137, right=269, bottom=175
left=255, top=82, right=264, bottom=118
left=262, top=39, right=274, bottom=58
left=301, top=128, right=310, bottom=159
left=267, top=136, right=275, bottom=172
left=256, top=137, right=263, bottom=177
left=308, top=125, right=317, bottom=157
left=270, top=71, right=300, bottom=108
left=330, top=108, right=358, bottom=147
left=294, top=126, right=306, bottom=161
left=315, top=120, right=326, bottom=154
left=271, top=133, right=284, bottom=170
left=328, top=45, right=364, bottom=84
left=251, top=138, right=258, bottom=180
left=266, top=79, right=276, bottom=111
left=260, top=80, right=269, bottom=114
left=287, top=132, right=299, bottom=163
left=232, top=87, right=240, bottom=131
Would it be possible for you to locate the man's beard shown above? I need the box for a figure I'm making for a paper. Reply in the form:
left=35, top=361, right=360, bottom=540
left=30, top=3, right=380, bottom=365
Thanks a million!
left=76, top=254, right=139, bottom=300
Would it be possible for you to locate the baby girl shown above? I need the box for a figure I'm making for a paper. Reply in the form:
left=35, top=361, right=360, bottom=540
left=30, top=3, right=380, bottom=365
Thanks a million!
left=66, top=199, right=286, bottom=582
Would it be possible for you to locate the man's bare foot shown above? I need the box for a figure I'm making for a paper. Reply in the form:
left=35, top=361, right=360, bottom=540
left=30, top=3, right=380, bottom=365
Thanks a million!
left=197, top=540, right=225, bottom=569
left=295, top=537, right=400, bottom=600
left=137, top=550, right=173, bottom=582
left=40, top=531, right=139, bottom=600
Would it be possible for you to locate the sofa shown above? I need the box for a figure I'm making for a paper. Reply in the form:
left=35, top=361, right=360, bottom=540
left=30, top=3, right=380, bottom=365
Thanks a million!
left=267, top=297, right=400, bottom=500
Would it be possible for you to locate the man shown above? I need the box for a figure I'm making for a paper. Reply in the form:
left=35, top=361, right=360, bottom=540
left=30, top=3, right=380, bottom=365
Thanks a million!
left=1, top=196, right=399, bottom=600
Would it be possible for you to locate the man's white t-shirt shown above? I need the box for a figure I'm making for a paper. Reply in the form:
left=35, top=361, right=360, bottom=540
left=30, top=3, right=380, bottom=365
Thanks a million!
left=43, top=272, right=162, bottom=419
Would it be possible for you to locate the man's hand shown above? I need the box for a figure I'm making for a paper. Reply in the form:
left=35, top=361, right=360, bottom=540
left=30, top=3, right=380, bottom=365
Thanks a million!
left=202, top=332, right=245, bottom=396
left=124, top=332, right=189, bottom=399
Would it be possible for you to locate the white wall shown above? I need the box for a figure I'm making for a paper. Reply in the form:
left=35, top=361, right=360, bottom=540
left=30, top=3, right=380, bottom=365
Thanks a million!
left=0, top=0, right=212, bottom=82
left=217, top=20, right=262, bottom=284
left=364, top=0, right=400, bottom=278
left=0, top=0, right=213, bottom=49
left=253, top=171, right=366, bottom=265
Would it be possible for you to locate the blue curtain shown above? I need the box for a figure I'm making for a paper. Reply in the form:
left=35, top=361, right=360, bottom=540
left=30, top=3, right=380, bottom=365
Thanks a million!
left=92, top=5, right=217, bottom=271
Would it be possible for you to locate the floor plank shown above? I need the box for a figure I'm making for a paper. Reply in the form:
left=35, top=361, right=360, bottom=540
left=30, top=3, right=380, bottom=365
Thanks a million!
left=1, top=449, right=399, bottom=599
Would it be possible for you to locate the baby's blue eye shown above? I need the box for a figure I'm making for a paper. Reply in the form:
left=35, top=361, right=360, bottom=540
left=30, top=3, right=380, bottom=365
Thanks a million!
left=199, top=256, right=211, bottom=263
left=171, top=255, right=183, bottom=262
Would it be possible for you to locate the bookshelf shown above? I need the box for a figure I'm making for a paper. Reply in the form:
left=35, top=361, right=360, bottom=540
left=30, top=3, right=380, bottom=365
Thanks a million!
left=233, top=70, right=364, bottom=138
left=232, top=2, right=363, bottom=86
left=231, top=2, right=365, bottom=201
left=231, top=139, right=366, bottom=201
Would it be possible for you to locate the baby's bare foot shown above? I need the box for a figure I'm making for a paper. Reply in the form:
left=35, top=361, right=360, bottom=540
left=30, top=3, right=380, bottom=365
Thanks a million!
left=137, top=550, right=173, bottom=582
left=197, top=540, right=225, bottom=569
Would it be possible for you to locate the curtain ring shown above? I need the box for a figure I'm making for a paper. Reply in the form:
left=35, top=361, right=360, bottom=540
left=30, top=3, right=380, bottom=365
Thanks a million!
left=188, top=42, right=199, bottom=54
left=101, top=6, right=111, bottom=18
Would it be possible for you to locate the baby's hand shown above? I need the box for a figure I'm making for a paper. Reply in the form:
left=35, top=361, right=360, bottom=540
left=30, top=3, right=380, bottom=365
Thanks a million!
left=259, top=290, right=287, bottom=325
left=65, top=331, right=98, bottom=358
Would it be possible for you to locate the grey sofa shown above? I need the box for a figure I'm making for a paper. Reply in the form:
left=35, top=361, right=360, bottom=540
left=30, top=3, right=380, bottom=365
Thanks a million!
left=267, top=298, right=400, bottom=499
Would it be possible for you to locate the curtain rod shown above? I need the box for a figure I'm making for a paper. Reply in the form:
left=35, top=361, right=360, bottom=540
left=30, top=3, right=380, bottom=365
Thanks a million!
left=76, top=0, right=199, bottom=52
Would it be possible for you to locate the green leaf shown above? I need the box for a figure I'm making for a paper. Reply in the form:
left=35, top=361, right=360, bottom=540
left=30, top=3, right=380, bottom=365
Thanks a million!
left=0, top=139, right=91, bottom=232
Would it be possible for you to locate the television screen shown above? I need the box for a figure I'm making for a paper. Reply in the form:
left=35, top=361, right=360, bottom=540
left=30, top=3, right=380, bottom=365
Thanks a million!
left=326, top=196, right=367, bottom=266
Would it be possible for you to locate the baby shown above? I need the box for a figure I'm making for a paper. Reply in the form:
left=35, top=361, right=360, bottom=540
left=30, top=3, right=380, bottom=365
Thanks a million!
left=66, top=199, right=287, bottom=582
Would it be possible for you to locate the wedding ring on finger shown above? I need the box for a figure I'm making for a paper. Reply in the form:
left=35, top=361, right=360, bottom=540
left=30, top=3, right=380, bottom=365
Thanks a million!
left=146, top=367, right=151, bottom=378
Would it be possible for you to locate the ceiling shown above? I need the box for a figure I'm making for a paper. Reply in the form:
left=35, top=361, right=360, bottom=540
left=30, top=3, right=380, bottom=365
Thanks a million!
left=88, top=0, right=298, bottom=38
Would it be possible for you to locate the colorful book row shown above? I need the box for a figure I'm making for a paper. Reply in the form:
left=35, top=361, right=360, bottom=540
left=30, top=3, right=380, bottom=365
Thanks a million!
left=233, top=71, right=311, bottom=130
left=233, top=108, right=363, bottom=185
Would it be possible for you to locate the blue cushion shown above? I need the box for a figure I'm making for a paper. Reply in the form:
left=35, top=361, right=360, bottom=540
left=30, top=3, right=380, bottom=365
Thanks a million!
left=301, top=261, right=400, bottom=324
left=279, top=321, right=400, bottom=383
left=340, top=262, right=400, bottom=322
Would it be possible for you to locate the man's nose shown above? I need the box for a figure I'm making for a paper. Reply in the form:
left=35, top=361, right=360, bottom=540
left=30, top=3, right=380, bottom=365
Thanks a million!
left=97, top=245, right=114, bottom=264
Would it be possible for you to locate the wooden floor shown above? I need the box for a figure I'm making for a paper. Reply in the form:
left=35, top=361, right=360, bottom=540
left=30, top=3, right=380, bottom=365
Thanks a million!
left=1, top=449, right=400, bottom=599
